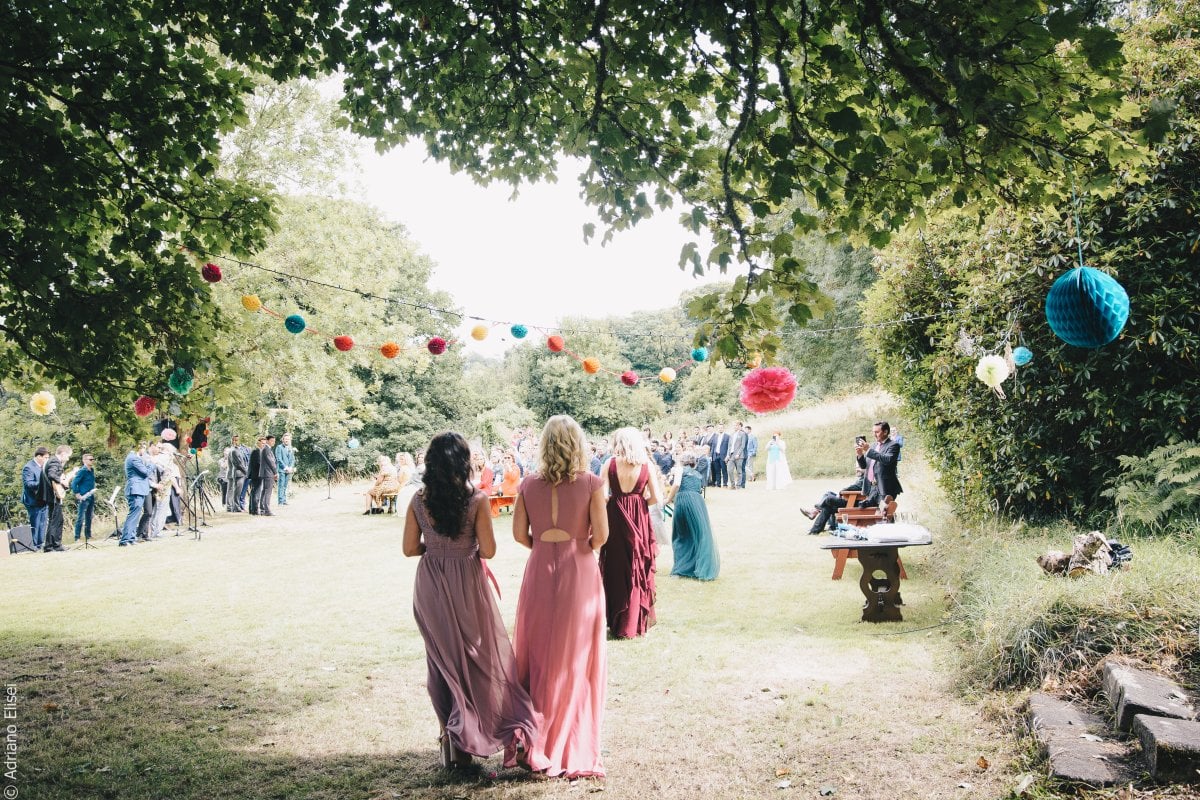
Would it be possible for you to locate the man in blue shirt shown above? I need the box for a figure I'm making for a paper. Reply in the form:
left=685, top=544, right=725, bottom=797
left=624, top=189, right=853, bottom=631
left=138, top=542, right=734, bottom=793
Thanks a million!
left=120, top=444, right=155, bottom=547
left=275, top=432, right=296, bottom=506
left=20, top=446, right=50, bottom=550
left=70, top=452, right=97, bottom=541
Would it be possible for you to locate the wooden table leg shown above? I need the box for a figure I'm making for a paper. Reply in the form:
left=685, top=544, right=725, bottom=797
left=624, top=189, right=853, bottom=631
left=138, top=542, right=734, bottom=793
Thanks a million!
left=856, top=547, right=903, bottom=623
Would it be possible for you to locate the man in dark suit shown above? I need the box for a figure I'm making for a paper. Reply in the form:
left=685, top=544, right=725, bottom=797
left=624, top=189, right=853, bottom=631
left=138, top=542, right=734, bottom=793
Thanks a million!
left=859, top=420, right=903, bottom=500
left=21, top=446, right=50, bottom=551
left=38, top=445, right=72, bottom=552
left=709, top=424, right=730, bottom=487
left=258, top=435, right=278, bottom=516
left=247, top=436, right=264, bottom=515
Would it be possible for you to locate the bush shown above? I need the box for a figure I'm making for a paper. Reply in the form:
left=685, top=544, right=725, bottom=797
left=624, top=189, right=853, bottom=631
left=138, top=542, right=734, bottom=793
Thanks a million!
left=1103, top=441, right=1200, bottom=534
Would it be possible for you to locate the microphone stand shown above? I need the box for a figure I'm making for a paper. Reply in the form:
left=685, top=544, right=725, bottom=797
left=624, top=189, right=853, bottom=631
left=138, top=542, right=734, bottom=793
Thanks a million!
left=313, top=447, right=335, bottom=500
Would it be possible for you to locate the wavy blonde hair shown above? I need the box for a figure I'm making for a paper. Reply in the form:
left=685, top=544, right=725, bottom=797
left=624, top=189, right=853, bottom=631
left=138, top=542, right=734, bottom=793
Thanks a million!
left=537, top=415, right=589, bottom=485
left=610, top=427, right=649, bottom=465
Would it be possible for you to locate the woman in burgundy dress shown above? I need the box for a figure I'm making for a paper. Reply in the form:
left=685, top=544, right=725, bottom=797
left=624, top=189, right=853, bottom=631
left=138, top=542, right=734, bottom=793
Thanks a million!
left=512, top=415, right=610, bottom=778
left=600, top=427, right=660, bottom=639
left=403, top=432, right=537, bottom=770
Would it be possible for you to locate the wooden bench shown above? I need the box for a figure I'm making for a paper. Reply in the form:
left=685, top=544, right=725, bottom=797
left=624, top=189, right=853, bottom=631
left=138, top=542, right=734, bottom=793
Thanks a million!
left=829, top=496, right=905, bottom=580
left=489, top=494, right=517, bottom=517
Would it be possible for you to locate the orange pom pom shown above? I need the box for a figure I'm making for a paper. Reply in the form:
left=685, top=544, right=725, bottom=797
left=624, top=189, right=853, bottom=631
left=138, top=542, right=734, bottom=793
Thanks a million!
left=380, top=342, right=400, bottom=359
left=582, top=357, right=601, bottom=374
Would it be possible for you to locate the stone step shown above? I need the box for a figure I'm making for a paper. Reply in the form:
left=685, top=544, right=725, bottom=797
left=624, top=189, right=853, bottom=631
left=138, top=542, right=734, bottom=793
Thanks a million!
left=1027, top=693, right=1136, bottom=786
left=1103, top=662, right=1197, bottom=731
left=1132, top=715, right=1200, bottom=783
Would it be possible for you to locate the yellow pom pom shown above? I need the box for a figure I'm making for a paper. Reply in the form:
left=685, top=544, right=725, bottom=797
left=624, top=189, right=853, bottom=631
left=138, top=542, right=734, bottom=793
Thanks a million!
left=748, top=352, right=762, bottom=368
left=658, top=367, right=676, bottom=383
left=470, top=324, right=489, bottom=341
left=241, top=294, right=262, bottom=312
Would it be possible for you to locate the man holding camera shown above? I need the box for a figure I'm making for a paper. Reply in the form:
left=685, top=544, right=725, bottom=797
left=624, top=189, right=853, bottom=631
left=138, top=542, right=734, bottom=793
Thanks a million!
left=800, top=421, right=903, bottom=534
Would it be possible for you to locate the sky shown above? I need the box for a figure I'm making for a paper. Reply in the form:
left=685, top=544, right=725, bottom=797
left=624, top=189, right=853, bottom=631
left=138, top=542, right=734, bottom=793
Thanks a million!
left=356, top=143, right=724, bottom=355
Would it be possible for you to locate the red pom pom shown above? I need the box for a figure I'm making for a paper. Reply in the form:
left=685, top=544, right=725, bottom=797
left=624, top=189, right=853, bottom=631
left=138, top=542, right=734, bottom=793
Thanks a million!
left=201, top=262, right=222, bottom=282
left=333, top=335, right=354, bottom=351
left=133, top=395, right=156, bottom=417
left=380, top=341, right=400, bottom=359
left=547, top=335, right=565, bottom=352
left=427, top=336, right=447, bottom=355
left=739, top=366, right=798, bottom=413
left=620, top=370, right=639, bottom=386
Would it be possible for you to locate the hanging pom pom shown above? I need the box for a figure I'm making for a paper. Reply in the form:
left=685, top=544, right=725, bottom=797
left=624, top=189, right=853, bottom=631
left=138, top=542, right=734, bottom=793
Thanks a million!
left=347, top=437, right=361, bottom=450
left=739, top=367, right=798, bottom=413
left=284, top=314, right=306, bottom=334
left=161, top=428, right=177, bottom=442
left=134, top=395, right=157, bottom=417
left=201, top=262, right=222, bottom=282
left=1012, top=346, right=1033, bottom=366
left=975, top=355, right=1010, bottom=396
left=241, top=294, right=262, bottom=312
left=547, top=335, right=565, bottom=352
left=620, top=370, right=639, bottom=387
left=168, top=367, right=194, bottom=396
left=470, top=324, right=489, bottom=341
left=747, top=352, right=762, bottom=368
left=168, top=401, right=181, bottom=416
left=380, top=341, right=400, bottom=359
left=510, top=324, right=528, bottom=339
left=691, top=346, right=708, bottom=362
left=333, top=335, right=354, bottom=352
left=582, top=357, right=601, bottom=374
left=29, top=391, right=56, bottom=416
left=1045, top=266, right=1130, bottom=348
left=427, top=336, right=447, bottom=355
left=659, top=367, right=677, bottom=383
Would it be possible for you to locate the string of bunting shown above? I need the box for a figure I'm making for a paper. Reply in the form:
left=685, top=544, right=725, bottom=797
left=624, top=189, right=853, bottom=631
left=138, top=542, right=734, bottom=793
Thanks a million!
left=196, top=250, right=714, bottom=387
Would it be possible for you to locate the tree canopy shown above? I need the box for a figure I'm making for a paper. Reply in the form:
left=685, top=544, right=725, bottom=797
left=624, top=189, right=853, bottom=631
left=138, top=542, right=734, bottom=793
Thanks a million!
left=0, top=0, right=1159, bottom=428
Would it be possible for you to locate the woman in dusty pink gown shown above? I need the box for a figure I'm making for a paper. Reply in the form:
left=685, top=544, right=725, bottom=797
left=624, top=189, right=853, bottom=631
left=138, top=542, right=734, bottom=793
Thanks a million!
left=404, top=432, right=537, bottom=770
left=512, top=415, right=610, bottom=778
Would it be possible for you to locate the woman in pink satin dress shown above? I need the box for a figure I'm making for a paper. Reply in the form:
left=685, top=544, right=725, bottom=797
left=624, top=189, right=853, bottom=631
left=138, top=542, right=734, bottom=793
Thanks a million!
left=511, top=415, right=610, bottom=778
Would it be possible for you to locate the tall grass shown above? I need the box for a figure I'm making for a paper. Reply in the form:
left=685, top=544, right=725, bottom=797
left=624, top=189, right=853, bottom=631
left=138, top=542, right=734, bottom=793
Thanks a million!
left=939, top=519, right=1200, bottom=695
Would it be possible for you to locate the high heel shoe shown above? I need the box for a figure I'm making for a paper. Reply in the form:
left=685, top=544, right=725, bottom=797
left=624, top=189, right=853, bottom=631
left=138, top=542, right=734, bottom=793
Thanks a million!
left=439, top=733, right=453, bottom=770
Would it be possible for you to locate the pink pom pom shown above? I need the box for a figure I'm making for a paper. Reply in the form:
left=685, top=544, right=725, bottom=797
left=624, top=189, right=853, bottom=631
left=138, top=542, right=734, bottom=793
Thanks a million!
left=333, top=335, right=354, bottom=352
left=161, top=428, right=177, bottom=442
left=620, top=370, right=639, bottom=387
left=427, top=336, right=447, bottom=355
left=547, top=335, right=565, bottom=352
left=739, top=367, right=797, bottom=413
left=201, top=262, right=222, bottom=282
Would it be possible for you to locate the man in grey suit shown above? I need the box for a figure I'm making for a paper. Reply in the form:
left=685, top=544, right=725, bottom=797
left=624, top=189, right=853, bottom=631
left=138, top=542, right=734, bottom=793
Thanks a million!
left=258, top=435, right=279, bottom=516
left=742, top=425, right=758, bottom=487
left=727, top=422, right=748, bottom=490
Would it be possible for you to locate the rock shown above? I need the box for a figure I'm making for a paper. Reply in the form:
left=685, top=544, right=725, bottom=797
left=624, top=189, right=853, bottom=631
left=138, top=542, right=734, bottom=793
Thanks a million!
left=1132, top=714, right=1200, bottom=783
left=1103, top=663, right=1197, bottom=731
left=1027, top=693, right=1135, bottom=786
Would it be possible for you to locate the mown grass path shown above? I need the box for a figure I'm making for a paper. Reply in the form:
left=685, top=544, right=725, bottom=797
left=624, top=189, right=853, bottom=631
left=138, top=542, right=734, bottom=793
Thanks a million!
left=0, top=459, right=1017, bottom=799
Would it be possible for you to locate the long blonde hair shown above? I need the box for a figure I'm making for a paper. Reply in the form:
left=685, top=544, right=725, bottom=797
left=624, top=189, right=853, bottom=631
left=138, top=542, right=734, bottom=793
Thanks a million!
left=537, top=415, right=589, bottom=485
left=610, top=427, right=649, bottom=465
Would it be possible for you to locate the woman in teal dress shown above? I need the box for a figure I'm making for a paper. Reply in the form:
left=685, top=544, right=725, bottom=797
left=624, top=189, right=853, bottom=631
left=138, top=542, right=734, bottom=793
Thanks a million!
left=666, top=453, right=720, bottom=581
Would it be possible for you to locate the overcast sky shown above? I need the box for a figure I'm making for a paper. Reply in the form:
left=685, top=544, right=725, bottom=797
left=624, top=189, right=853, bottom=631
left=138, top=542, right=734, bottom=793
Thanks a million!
left=356, top=143, right=725, bottom=355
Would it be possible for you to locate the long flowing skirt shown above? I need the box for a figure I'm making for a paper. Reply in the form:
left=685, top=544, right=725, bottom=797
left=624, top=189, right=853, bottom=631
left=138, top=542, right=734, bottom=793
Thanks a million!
left=669, top=490, right=720, bottom=580
left=513, top=538, right=607, bottom=778
left=413, top=553, right=537, bottom=760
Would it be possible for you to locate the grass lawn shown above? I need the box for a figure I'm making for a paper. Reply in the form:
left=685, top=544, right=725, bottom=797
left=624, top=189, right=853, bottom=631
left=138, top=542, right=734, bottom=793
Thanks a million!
left=0, top=436, right=1019, bottom=799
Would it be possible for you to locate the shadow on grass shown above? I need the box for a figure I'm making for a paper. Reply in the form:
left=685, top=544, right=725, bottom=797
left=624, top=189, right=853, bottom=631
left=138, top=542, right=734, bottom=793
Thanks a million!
left=0, top=634, right=544, bottom=800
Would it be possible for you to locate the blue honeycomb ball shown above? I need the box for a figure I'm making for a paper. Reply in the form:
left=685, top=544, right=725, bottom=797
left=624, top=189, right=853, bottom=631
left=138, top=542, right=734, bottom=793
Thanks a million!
left=1012, top=346, right=1033, bottom=366
left=510, top=324, right=528, bottom=339
left=284, top=314, right=306, bottom=334
left=691, top=347, right=708, bottom=362
left=1045, top=266, right=1130, bottom=348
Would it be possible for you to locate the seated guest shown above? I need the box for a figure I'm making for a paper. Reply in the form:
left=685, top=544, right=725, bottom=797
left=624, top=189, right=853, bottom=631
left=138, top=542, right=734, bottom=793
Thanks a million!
left=364, top=455, right=400, bottom=515
left=470, top=448, right=494, bottom=494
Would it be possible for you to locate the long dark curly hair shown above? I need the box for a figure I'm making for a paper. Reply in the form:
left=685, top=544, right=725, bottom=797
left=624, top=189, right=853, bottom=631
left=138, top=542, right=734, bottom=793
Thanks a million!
left=421, top=432, right=474, bottom=538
